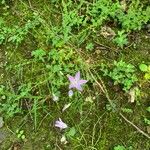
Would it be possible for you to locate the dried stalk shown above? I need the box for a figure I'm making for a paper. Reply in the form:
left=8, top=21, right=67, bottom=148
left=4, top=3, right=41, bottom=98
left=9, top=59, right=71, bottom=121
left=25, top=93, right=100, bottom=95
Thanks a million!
left=89, top=69, right=150, bottom=139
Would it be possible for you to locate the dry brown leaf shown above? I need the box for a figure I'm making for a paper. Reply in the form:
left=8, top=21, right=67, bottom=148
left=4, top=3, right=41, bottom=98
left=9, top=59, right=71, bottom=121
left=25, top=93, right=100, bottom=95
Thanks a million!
left=120, top=0, right=127, bottom=11
left=0, top=117, right=4, bottom=128
left=128, top=87, right=137, bottom=103
left=147, top=126, right=150, bottom=134
left=100, top=26, right=116, bottom=39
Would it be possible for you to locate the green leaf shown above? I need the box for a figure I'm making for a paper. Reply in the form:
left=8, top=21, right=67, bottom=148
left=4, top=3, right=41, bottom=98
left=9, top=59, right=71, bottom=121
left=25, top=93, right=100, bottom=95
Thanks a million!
left=121, top=108, right=133, bottom=113
left=67, top=127, right=76, bottom=137
left=144, top=118, right=150, bottom=125
left=114, top=145, right=126, bottom=150
left=139, top=64, right=148, bottom=72
left=144, top=73, right=150, bottom=80
left=31, top=49, right=46, bottom=62
left=146, top=107, right=150, bottom=112
left=17, top=134, right=21, bottom=138
left=20, top=130, right=24, bottom=134
left=21, top=135, right=25, bottom=140
left=148, top=66, right=150, bottom=72
left=86, top=42, right=94, bottom=51
left=16, top=129, right=19, bottom=133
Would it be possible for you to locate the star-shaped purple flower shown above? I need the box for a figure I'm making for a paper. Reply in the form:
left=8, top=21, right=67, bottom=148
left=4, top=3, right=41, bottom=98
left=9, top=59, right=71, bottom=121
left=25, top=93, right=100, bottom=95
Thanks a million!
left=68, top=71, right=88, bottom=91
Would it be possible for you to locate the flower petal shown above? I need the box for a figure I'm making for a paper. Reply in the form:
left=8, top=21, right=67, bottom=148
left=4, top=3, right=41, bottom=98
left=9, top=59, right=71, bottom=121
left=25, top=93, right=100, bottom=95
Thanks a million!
left=55, top=119, right=68, bottom=129
left=79, top=79, right=88, bottom=85
left=69, top=83, right=74, bottom=89
left=75, top=84, right=83, bottom=91
left=75, top=71, right=80, bottom=81
left=52, top=94, right=59, bottom=101
left=55, top=123, right=61, bottom=127
left=68, top=75, right=74, bottom=82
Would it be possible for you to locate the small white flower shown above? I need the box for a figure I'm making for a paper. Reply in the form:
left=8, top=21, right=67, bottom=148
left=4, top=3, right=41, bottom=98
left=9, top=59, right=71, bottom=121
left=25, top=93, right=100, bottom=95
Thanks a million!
left=52, top=94, right=59, bottom=102
left=60, top=135, right=68, bottom=144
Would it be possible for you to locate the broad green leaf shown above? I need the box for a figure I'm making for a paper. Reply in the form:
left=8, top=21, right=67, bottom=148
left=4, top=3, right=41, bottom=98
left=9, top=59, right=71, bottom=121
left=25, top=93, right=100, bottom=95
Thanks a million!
left=144, top=73, right=150, bottom=80
left=139, top=64, right=148, bottom=72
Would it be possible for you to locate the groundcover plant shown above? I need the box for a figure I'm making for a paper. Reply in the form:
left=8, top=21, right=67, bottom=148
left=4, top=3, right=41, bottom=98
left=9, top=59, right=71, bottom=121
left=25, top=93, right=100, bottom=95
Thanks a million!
left=0, top=0, right=150, bottom=149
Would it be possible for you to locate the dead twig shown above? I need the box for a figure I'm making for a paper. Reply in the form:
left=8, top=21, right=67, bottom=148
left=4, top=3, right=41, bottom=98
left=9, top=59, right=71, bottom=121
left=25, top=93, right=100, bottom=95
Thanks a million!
left=28, top=0, right=33, bottom=9
left=89, top=69, right=150, bottom=139
left=120, top=112, right=150, bottom=139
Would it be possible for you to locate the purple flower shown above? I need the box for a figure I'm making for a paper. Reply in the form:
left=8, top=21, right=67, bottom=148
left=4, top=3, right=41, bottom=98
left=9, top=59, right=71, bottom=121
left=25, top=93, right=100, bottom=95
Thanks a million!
left=68, top=71, right=87, bottom=91
left=55, top=118, right=68, bottom=130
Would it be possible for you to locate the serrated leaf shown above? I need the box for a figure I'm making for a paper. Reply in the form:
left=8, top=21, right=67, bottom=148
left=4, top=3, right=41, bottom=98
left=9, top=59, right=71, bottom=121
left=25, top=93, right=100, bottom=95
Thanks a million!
left=121, top=108, right=133, bottom=113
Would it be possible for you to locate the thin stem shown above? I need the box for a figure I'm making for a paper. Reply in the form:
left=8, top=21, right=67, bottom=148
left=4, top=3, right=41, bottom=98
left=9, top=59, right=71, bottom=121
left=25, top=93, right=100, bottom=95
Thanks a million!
left=89, top=69, right=150, bottom=139
left=120, top=112, right=150, bottom=139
